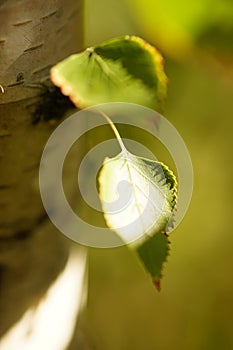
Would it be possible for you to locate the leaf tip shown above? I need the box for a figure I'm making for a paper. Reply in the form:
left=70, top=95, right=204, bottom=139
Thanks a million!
left=153, top=279, right=161, bottom=292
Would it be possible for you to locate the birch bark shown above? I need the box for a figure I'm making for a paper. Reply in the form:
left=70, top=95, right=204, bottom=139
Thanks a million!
left=0, top=1, right=85, bottom=345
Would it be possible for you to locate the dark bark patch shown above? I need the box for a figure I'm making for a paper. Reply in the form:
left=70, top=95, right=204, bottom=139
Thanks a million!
left=32, top=81, right=75, bottom=124
left=11, top=229, right=32, bottom=240
left=24, top=43, right=44, bottom=53
left=40, top=10, right=58, bottom=20
left=32, top=65, right=53, bottom=76
left=7, top=81, right=24, bottom=87
left=0, top=214, right=47, bottom=242
left=16, top=72, right=24, bottom=82
left=0, top=184, right=12, bottom=189
left=0, top=133, right=11, bottom=138
left=13, top=20, right=32, bottom=27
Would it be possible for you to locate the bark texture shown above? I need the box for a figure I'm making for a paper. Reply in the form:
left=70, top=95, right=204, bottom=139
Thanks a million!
left=0, top=0, right=85, bottom=343
left=0, top=0, right=82, bottom=236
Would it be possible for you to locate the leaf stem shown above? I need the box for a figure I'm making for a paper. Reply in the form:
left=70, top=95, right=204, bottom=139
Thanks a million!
left=98, top=110, right=127, bottom=153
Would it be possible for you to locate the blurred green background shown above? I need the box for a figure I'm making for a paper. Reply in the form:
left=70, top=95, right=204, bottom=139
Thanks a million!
left=83, top=1, right=233, bottom=349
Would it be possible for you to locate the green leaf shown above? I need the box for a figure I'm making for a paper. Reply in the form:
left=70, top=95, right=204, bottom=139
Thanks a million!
left=99, top=151, right=176, bottom=242
left=136, top=232, right=170, bottom=291
left=51, top=36, right=167, bottom=110
left=98, top=118, right=177, bottom=289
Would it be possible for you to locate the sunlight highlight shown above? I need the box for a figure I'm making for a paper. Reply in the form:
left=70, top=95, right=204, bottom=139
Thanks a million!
left=0, top=248, right=87, bottom=350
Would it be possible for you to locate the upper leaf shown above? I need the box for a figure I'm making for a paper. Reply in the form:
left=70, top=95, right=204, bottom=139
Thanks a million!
left=51, top=36, right=167, bottom=110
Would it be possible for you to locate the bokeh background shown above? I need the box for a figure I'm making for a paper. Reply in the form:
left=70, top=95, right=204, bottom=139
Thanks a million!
left=83, top=1, right=233, bottom=349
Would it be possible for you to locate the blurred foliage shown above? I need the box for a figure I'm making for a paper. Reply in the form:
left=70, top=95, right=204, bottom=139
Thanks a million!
left=84, top=1, right=233, bottom=350
left=127, top=0, right=233, bottom=61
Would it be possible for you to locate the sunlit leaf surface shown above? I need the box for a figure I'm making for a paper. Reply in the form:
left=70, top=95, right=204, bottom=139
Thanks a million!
left=51, top=36, right=167, bottom=110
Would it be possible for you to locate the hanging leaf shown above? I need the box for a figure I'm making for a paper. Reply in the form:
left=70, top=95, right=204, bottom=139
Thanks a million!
left=136, top=232, right=170, bottom=291
left=98, top=114, right=177, bottom=290
left=51, top=36, right=167, bottom=111
left=98, top=152, right=176, bottom=242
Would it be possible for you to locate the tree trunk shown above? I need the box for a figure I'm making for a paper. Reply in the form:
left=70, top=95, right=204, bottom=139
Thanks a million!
left=0, top=0, right=87, bottom=348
